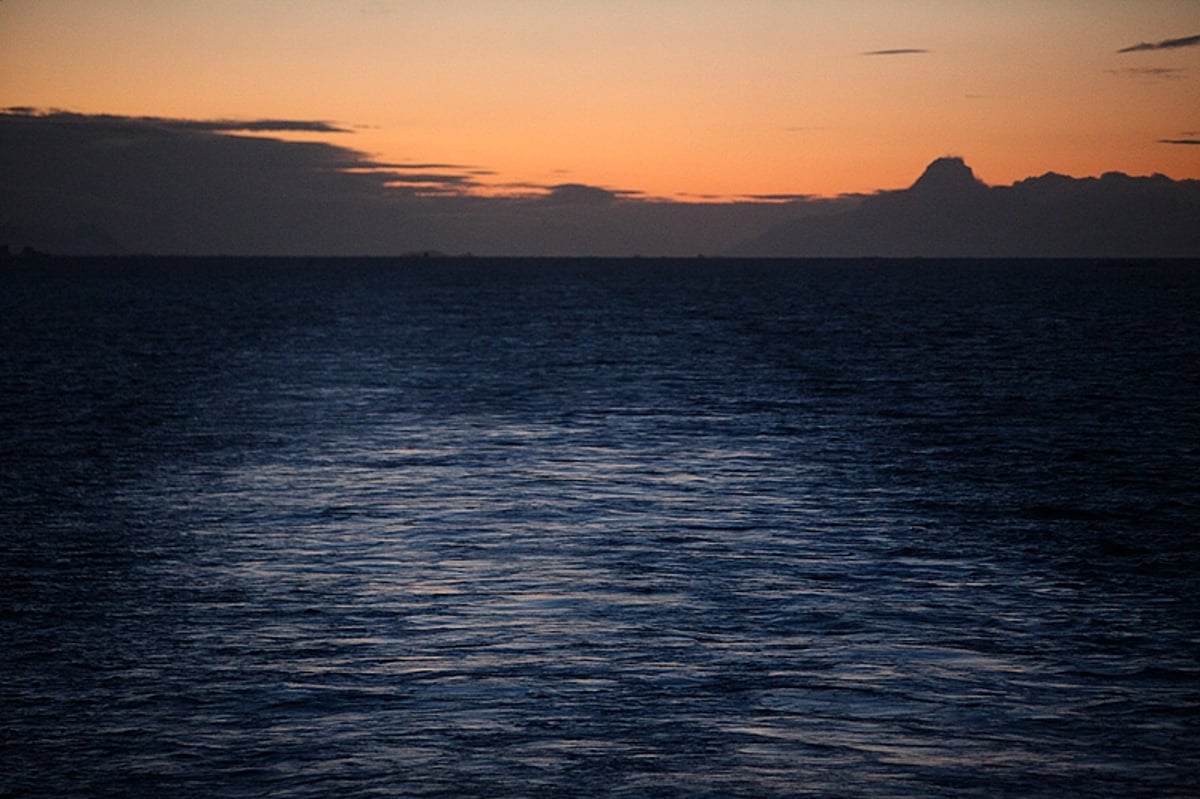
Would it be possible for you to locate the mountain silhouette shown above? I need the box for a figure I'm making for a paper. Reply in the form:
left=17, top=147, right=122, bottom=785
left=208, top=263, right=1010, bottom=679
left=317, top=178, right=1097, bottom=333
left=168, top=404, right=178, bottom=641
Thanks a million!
left=907, top=156, right=989, bottom=200
left=734, top=158, right=1200, bottom=257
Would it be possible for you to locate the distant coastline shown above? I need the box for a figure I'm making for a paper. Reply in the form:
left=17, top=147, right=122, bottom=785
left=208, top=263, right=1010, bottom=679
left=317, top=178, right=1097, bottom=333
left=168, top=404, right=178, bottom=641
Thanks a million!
left=3, top=110, right=1197, bottom=259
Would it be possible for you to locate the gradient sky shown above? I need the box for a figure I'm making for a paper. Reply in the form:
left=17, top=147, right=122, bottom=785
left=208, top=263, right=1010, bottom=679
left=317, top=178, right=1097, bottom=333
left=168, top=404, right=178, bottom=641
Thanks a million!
left=2, top=0, right=1197, bottom=200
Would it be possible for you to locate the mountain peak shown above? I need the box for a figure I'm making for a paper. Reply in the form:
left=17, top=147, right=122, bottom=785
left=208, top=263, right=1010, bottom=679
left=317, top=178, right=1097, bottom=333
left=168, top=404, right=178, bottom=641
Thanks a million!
left=908, top=156, right=987, bottom=197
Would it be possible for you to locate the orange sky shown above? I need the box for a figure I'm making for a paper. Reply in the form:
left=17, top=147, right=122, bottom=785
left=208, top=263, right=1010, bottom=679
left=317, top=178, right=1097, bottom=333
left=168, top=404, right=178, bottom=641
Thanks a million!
left=1, top=0, right=1197, bottom=199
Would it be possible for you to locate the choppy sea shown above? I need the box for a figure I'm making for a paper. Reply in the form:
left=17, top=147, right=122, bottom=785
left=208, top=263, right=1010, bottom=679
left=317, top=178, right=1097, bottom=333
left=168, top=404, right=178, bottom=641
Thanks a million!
left=2, top=257, right=1198, bottom=798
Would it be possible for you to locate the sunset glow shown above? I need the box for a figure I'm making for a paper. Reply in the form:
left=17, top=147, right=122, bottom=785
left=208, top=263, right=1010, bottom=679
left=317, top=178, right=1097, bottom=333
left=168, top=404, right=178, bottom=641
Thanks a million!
left=2, top=0, right=1197, bottom=199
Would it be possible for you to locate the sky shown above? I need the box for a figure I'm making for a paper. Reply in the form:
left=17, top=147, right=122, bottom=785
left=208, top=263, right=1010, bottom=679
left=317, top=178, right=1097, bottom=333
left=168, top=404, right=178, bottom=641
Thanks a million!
left=2, top=0, right=1198, bottom=202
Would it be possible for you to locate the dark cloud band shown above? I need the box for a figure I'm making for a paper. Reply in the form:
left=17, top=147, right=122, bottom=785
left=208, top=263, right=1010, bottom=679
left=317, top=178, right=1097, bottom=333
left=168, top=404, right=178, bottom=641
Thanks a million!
left=861, top=48, right=928, bottom=56
left=1118, top=33, right=1200, bottom=53
left=1107, top=67, right=1186, bottom=79
left=0, top=109, right=350, bottom=133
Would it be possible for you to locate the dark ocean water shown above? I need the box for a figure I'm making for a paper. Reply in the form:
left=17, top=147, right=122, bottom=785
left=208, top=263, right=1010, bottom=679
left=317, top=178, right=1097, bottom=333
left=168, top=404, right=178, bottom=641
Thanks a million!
left=2, top=257, right=1198, bottom=798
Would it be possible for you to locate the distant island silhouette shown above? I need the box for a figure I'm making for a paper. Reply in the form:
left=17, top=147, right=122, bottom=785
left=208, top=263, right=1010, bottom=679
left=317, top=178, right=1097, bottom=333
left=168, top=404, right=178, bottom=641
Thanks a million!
left=733, top=157, right=1200, bottom=258
left=2, top=111, right=1197, bottom=257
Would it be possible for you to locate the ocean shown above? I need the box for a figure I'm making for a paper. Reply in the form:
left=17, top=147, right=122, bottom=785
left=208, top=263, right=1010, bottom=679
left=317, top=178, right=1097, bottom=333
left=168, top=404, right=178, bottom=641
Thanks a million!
left=2, top=257, right=1198, bottom=797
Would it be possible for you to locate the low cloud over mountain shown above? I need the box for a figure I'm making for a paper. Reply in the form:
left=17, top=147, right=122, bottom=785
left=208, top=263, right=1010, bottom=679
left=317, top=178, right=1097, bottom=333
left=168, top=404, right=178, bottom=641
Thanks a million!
left=3, top=110, right=1197, bottom=257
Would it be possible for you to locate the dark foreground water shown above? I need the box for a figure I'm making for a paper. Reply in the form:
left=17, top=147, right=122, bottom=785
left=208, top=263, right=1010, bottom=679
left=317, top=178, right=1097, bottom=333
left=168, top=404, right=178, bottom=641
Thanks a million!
left=2, top=257, right=1199, bottom=797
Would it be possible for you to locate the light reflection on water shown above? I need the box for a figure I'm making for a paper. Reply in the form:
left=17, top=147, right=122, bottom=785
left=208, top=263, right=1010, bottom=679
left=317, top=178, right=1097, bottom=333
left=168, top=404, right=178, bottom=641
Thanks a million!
left=2, top=257, right=1199, bottom=797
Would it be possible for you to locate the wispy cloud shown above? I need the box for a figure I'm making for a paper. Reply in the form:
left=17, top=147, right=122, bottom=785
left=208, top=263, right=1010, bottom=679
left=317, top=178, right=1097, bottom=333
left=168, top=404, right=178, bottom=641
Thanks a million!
left=861, top=48, right=928, bottom=56
left=382, top=173, right=480, bottom=186
left=358, top=161, right=484, bottom=172
left=1107, top=67, right=1187, bottom=80
left=1117, top=33, right=1200, bottom=53
left=176, top=119, right=351, bottom=133
left=0, top=109, right=352, bottom=133
left=740, top=193, right=813, bottom=202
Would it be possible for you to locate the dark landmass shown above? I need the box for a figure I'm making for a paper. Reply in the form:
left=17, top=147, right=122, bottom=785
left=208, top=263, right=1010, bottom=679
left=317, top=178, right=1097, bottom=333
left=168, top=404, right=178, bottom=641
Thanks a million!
left=1, top=222, right=127, bottom=256
left=734, top=157, right=1200, bottom=258
left=0, top=244, right=52, bottom=261
left=2, top=110, right=1197, bottom=257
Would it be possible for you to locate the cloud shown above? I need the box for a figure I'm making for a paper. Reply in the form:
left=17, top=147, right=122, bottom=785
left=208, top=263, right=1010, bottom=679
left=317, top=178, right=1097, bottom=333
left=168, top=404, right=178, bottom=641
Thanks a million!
left=537, top=183, right=626, bottom=206
left=0, top=109, right=478, bottom=194
left=1159, top=139, right=1200, bottom=145
left=1, top=108, right=351, bottom=133
left=0, top=109, right=805, bottom=256
left=1117, top=33, right=1200, bottom=53
left=740, top=193, right=813, bottom=203
left=0, top=109, right=479, bottom=252
left=861, top=48, right=928, bottom=56
left=383, top=172, right=481, bottom=187
left=172, top=118, right=352, bottom=133
left=369, top=162, right=483, bottom=171
left=1107, top=67, right=1187, bottom=80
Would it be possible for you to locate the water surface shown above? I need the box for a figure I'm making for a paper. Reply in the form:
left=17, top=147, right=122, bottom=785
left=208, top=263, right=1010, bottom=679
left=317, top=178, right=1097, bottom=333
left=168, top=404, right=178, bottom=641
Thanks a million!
left=2, top=257, right=1198, bottom=797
